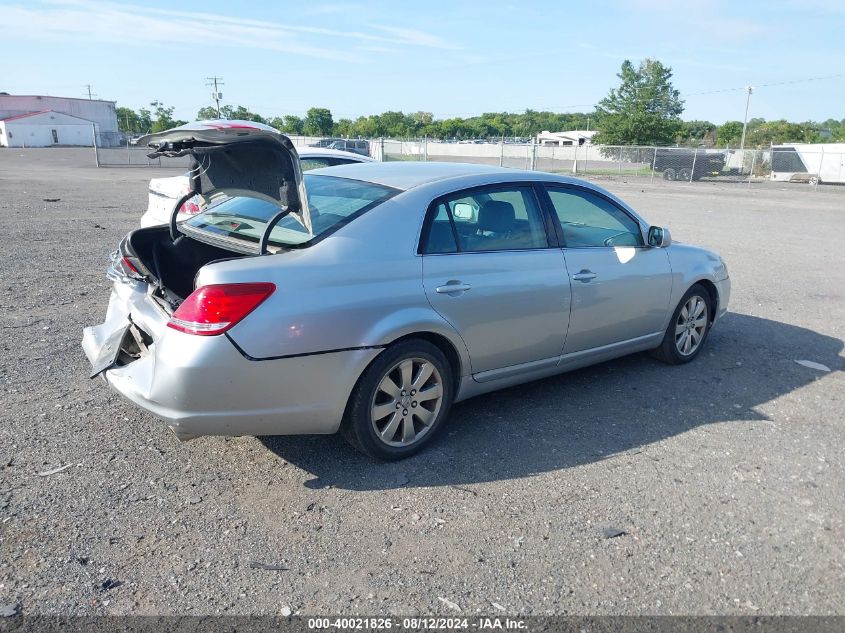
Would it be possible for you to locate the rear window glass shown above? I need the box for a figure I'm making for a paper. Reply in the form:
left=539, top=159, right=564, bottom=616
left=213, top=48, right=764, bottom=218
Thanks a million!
left=181, top=175, right=395, bottom=248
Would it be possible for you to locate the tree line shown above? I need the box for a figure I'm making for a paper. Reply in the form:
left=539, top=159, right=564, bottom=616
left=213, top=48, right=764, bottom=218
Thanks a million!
left=117, top=60, right=845, bottom=148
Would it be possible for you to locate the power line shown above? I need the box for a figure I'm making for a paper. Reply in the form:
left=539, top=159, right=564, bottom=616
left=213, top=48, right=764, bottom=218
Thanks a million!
left=679, top=72, right=845, bottom=98
left=524, top=72, right=845, bottom=113
left=757, top=72, right=845, bottom=89
left=205, top=76, right=224, bottom=117
left=187, top=71, right=844, bottom=121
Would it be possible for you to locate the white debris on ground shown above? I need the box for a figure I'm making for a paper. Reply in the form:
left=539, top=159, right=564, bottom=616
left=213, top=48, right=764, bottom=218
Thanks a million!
left=795, top=360, right=831, bottom=372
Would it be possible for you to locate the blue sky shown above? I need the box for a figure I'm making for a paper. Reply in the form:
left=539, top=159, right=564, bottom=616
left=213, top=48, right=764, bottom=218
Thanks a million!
left=2, top=0, right=843, bottom=124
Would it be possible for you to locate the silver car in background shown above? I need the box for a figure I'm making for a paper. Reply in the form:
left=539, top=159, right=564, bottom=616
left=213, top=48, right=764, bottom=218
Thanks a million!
left=82, top=122, right=730, bottom=460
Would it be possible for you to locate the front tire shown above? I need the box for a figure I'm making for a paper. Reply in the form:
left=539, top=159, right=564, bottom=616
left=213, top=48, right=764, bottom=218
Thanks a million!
left=342, top=340, right=454, bottom=460
left=651, top=284, right=712, bottom=364
left=662, top=168, right=676, bottom=181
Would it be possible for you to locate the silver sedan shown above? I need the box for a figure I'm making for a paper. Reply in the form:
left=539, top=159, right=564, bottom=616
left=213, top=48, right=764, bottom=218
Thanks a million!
left=82, top=122, right=730, bottom=460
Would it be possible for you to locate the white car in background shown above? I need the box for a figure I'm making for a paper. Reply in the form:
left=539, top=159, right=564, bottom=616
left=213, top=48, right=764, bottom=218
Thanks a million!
left=140, top=145, right=375, bottom=227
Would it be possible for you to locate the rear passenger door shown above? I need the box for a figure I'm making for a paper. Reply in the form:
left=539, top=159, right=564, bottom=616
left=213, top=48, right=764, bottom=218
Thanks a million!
left=420, top=184, right=571, bottom=376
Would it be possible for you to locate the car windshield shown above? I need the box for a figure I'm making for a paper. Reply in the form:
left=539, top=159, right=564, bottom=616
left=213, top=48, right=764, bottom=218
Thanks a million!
left=181, top=174, right=395, bottom=249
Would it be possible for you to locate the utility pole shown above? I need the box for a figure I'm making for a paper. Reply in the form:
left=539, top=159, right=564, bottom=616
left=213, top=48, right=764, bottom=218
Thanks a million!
left=84, top=84, right=97, bottom=100
left=739, top=85, right=753, bottom=153
left=205, top=76, right=224, bottom=117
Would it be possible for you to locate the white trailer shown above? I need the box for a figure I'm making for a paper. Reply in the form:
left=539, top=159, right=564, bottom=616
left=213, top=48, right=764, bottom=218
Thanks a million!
left=770, top=143, right=845, bottom=185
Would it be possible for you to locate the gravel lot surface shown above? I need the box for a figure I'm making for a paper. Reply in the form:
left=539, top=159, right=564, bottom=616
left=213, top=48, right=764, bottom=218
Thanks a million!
left=1, top=149, right=843, bottom=616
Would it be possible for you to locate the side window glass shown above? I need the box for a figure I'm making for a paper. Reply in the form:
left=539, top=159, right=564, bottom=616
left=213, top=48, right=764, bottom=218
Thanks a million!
left=422, top=203, right=458, bottom=254
left=300, top=158, right=332, bottom=171
left=447, top=187, right=548, bottom=252
left=547, top=188, right=644, bottom=247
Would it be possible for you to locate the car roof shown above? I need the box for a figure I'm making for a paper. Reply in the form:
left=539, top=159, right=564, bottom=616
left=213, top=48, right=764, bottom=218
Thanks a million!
left=309, top=161, right=533, bottom=190
left=306, top=161, right=648, bottom=225
left=297, top=146, right=374, bottom=161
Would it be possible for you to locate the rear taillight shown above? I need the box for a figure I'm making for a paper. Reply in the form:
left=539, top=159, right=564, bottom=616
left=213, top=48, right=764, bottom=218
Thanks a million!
left=121, top=256, right=141, bottom=276
left=179, top=195, right=201, bottom=215
left=167, top=283, right=275, bottom=336
left=111, top=250, right=145, bottom=280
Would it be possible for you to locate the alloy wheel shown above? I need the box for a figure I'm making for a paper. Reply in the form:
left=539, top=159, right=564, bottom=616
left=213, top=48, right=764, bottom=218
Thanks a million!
left=674, top=295, right=708, bottom=356
left=370, top=357, right=444, bottom=447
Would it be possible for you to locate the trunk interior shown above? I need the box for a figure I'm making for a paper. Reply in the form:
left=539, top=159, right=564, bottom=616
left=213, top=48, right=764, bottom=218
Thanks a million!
left=124, top=226, right=248, bottom=304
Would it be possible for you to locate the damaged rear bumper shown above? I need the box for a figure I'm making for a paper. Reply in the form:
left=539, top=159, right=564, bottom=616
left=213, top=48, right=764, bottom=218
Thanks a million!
left=82, top=286, right=380, bottom=440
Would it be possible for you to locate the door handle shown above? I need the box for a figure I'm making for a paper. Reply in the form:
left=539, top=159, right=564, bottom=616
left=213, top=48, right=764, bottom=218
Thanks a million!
left=572, top=269, right=597, bottom=282
left=435, top=282, right=472, bottom=294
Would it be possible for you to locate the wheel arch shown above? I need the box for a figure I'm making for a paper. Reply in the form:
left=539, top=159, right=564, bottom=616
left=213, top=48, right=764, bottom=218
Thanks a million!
left=388, top=331, right=464, bottom=396
left=339, top=327, right=467, bottom=449
left=693, top=278, right=719, bottom=322
left=352, top=308, right=471, bottom=407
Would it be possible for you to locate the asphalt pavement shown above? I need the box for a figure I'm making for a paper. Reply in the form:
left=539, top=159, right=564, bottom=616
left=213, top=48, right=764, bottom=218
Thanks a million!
left=0, top=149, right=843, bottom=616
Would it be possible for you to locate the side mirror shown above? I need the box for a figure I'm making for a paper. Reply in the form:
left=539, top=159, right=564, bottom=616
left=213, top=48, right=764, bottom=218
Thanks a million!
left=648, top=226, right=672, bottom=248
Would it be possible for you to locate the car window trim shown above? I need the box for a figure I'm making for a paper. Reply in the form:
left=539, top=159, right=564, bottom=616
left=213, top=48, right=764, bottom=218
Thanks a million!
left=418, top=181, right=559, bottom=255
left=538, top=182, right=647, bottom=249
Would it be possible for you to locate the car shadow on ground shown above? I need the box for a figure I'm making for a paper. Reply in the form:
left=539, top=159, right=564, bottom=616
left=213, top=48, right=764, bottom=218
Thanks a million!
left=258, top=313, right=842, bottom=490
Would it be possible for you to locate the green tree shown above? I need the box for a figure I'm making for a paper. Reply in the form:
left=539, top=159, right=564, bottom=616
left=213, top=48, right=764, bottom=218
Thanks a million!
left=819, top=118, right=845, bottom=141
left=303, top=108, right=334, bottom=136
left=220, top=105, right=266, bottom=123
left=136, top=108, right=153, bottom=133
left=197, top=106, right=219, bottom=120
left=746, top=120, right=817, bottom=147
left=116, top=106, right=143, bottom=133
left=149, top=101, right=186, bottom=133
left=678, top=120, right=717, bottom=146
left=269, top=115, right=305, bottom=135
left=593, top=59, right=684, bottom=146
left=716, top=121, right=744, bottom=146
left=333, top=118, right=354, bottom=137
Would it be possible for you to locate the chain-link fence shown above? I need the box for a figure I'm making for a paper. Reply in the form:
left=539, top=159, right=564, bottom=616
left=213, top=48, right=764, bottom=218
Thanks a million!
left=378, top=139, right=844, bottom=189
left=95, top=131, right=844, bottom=190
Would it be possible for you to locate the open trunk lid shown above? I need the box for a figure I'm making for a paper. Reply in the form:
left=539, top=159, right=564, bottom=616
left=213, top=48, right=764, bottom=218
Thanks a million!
left=138, top=120, right=312, bottom=234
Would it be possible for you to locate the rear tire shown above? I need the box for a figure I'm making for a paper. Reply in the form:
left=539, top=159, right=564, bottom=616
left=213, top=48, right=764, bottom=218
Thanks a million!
left=341, top=340, right=454, bottom=460
left=651, top=284, right=712, bottom=365
left=678, top=167, right=692, bottom=182
left=662, top=168, right=676, bottom=181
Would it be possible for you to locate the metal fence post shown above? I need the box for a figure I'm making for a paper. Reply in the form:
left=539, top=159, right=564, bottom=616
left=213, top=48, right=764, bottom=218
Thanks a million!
left=423, top=136, right=428, bottom=162
left=499, top=140, right=504, bottom=167
left=92, top=123, right=99, bottom=167
left=747, top=151, right=756, bottom=187
left=650, top=146, right=657, bottom=183
left=689, top=149, right=698, bottom=183
left=815, top=146, right=825, bottom=190
left=530, top=140, right=537, bottom=171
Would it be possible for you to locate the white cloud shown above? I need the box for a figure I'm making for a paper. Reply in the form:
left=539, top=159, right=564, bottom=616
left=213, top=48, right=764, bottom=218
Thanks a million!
left=370, top=24, right=461, bottom=50
left=4, top=0, right=460, bottom=62
left=303, top=3, right=366, bottom=16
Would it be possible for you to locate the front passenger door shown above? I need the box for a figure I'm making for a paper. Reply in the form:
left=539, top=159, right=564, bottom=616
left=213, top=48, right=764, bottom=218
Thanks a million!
left=544, top=185, right=673, bottom=355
